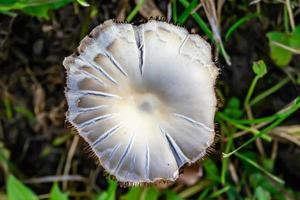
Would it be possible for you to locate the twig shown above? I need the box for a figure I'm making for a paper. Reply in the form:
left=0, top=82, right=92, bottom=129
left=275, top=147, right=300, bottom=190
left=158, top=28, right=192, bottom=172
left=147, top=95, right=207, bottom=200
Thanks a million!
left=286, top=0, right=295, bottom=30
left=62, top=135, right=79, bottom=190
left=272, top=41, right=300, bottom=54
left=25, top=175, right=87, bottom=184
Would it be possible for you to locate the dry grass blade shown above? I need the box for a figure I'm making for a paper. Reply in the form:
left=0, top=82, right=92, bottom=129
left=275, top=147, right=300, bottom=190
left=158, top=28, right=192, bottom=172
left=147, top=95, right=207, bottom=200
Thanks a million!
left=24, top=175, right=88, bottom=184
left=200, top=0, right=231, bottom=65
left=62, top=135, right=80, bottom=190
left=269, top=125, right=300, bottom=146
left=136, top=0, right=164, bottom=19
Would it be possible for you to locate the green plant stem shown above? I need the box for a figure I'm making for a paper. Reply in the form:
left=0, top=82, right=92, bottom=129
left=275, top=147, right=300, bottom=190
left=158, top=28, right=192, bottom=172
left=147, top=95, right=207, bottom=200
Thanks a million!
left=178, top=180, right=210, bottom=199
left=235, top=152, right=284, bottom=184
left=172, top=0, right=178, bottom=23
left=225, top=13, right=259, bottom=41
left=223, top=96, right=300, bottom=158
left=178, top=0, right=213, bottom=40
left=250, top=77, right=290, bottom=106
left=217, top=112, right=277, bottom=125
left=178, top=0, right=198, bottom=24
left=221, top=127, right=233, bottom=185
left=126, top=0, right=145, bottom=22
left=198, top=186, right=213, bottom=200
left=244, top=76, right=259, bottom=108
left=209, top=185, right=231, bottom=198
left=283, top=6, right=290, bottom=33
left=217, top=112, right=272, bottom=141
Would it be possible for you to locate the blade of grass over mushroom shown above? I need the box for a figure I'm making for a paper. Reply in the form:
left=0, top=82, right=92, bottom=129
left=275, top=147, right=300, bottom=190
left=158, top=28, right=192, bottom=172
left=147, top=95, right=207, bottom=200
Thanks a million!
left=126, top=0, right=145, bottom=22
left=201, top=0, right=231, bottom=65
left=172, top=0, right=178, bottom=23
left=235, top=152, right=284, bottom=184
left=178, top=0, right=213, bottom=40
left=223, top=96, right=300, bottom=158
left=225, top=13, right=260, bottom=41
left=177, top=0, right=199, bottom=24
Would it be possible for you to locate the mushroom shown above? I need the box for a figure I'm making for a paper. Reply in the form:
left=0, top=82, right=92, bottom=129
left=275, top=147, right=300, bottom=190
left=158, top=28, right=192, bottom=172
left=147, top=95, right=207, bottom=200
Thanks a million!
left=63, top=20, right=218, bottom=185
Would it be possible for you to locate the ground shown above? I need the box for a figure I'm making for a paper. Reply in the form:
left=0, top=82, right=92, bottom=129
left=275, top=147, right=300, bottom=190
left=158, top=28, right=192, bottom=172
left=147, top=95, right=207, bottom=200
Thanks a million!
left=0, top=0, right=300, bottom=199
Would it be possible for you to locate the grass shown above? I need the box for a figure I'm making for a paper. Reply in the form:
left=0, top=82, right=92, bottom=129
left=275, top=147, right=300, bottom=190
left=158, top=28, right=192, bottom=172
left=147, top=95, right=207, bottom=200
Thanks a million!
left=1, top=0, right=300, bottom=200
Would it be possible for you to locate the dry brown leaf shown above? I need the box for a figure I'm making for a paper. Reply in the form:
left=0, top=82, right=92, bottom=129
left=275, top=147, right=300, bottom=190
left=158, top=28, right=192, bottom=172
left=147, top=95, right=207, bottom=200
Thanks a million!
left=136, top=0, right=164, bottom=19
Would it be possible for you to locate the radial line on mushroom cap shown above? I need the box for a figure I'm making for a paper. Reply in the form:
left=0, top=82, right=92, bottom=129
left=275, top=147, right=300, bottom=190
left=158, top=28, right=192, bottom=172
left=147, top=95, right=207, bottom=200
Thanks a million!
left=172, top=113, right=213, bottom=132
left=78, top=55, right=118, bottom=85
left=105, top=143, right=122, bottom=167
left=178, top=34, right=189, bottom=55
left=160, top=127, right=189, bottom=167
left=124, top=151, right=137, bottom=181
left=77, top=105, right=109, bottom=113
left=133, top=26, right=145, bottom=75
left=145, top=143, right=150, bottom=180
left=75, top=67, right=105, bottom=86
left=78, top=90, right=121, bottom=99
left=77, top=113, right=116, bottom=129
left=104, top=51, right=128, bottom=77
left=92, top=122, right=125, bottom=147
left=114, top=133, right=135, bottom=174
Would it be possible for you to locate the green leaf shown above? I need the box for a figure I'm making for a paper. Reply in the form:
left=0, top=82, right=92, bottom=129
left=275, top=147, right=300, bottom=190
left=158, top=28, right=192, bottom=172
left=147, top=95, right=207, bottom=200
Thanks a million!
left=50, top=183, right=68, bottom=200
left=267, top=32, right=292, bottom=67
left=296, top=73, right=300, bottom=85
left=255, top=186, right=271, bottom=200
left=252, top=60, right=267, bottom=78
left=7, top=175, right=38, bottom=200
left=143, top=187, right=159, bottom=200
left=76, top=0, right=89, bottom=7
left=223, top=97, right=243, bottom=119
left=121, top=187, right=142, bottom=200
left=203, top=159, right=220, bottom=182
left=165, top=190, right=182, bottom=200
left=0, top=0, right=73, bottom=19
left=262, top=158, right=274, bottom=172
left=249, top=173, right=285, bottom=200
left=23, top=0, right=72, bottom=19
left=290, top=25, right=300, bottom=49
left=95, top=179, right=117, bottom=200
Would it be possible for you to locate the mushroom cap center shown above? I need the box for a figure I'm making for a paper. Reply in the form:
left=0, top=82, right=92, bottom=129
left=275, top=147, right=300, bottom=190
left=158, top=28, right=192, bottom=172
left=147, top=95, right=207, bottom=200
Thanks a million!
left=138, top=93, right=160, bottom=113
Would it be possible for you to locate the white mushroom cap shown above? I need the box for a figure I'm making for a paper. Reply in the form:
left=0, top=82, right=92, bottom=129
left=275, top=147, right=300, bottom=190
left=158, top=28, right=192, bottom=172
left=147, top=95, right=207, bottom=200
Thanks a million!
left=63, top=20, right=218, bottom=185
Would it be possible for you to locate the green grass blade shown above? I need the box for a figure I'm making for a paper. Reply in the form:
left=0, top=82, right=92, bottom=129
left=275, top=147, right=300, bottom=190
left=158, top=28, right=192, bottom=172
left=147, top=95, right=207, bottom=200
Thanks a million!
left=235, top=152, right=284, bottom=184
left=178, top=0, right=213, bottom=40
left=217, top=112, right=277, bottom=125
left=209, top=186, right=231, bottom=199
left=172, top=0, right=178, bottom=23
left=177, top=0, right=198, bottom=24
left=126, top=0, right=145, bottom=22
left=225, top=13, right=259, bottom=41
left=250, top=77, right=290, bottom=106
left=223, top=96, right=300, bottom=157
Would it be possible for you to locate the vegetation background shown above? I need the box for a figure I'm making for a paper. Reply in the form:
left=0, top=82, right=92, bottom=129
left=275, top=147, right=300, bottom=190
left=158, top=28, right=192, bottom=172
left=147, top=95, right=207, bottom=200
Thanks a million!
left=0, top=0, right=300, bottom=199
